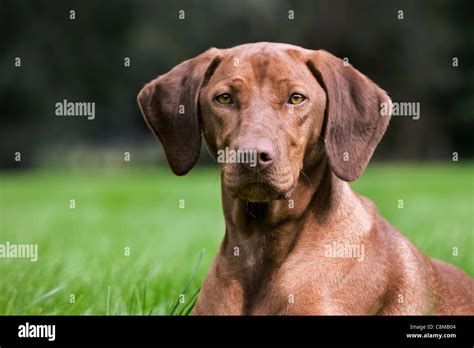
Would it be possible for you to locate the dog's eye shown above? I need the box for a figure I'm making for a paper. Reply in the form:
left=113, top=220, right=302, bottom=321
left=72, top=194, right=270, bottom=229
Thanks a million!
left=215, top=93, right=233, bottom=105
left=288, top=93, right=306, bottom=105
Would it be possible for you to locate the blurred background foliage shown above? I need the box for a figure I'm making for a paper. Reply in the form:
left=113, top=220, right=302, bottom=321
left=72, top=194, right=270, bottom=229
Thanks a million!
left=0, top=0, right=473, bottom=169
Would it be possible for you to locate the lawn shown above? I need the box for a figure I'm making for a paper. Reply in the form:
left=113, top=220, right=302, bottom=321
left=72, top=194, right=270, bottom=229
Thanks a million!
left=0, top=163, right=472, bottom=315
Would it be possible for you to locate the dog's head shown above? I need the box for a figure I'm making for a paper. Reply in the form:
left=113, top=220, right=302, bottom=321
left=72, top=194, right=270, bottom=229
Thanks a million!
left=138, top=42, right=391, bottom=202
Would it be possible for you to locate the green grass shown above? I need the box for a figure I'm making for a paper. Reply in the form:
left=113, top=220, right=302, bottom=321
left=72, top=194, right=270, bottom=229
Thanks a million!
left=0, top=163, right=472, bottom=315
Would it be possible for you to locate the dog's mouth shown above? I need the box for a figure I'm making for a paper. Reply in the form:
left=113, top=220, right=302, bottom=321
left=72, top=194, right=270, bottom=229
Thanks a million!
left=233, top=183, right=278, bottom=202
left=224, top=172, right=295, bottom=202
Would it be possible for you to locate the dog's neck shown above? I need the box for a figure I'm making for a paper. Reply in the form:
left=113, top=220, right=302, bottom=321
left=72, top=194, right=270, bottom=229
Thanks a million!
left=218, top=156, right=376, bottom=312
left=220, top=157, right=366, bottom=264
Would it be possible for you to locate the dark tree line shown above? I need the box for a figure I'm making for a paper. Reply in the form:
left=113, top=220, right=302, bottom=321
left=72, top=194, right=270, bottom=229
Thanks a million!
left=1, top=0, right=473, bottom=168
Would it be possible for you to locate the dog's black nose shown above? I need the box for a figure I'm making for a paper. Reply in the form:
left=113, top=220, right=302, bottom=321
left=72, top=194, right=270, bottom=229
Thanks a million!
left=236, top=138, right=275, bottom=170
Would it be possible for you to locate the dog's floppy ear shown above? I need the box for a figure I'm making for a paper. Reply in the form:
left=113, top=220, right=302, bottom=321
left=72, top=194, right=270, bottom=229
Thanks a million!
left=307, top=50, right=391, bottom=181
left=137, top=48, right=221, bottom=175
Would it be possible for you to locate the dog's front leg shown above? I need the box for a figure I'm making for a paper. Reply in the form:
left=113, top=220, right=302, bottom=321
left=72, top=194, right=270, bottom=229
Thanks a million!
left=193, top=259, right=245, bottom=315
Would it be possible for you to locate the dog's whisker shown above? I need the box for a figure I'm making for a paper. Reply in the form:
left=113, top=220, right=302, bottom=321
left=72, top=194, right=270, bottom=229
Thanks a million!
left=300, top=169, right=313, bottom=189
left=244, top=200, right=256, bottom=218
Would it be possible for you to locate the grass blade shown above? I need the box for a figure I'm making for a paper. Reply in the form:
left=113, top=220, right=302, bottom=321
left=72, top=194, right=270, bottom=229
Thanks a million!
left=168, top=249, right=205, bottom=315
left=24, top=286, right=64, bottom=312
left=106, top=286, right=111, bottom=315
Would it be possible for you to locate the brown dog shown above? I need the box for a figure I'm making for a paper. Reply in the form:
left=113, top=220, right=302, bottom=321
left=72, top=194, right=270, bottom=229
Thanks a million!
left=138, top=42, right=473, bottom=315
